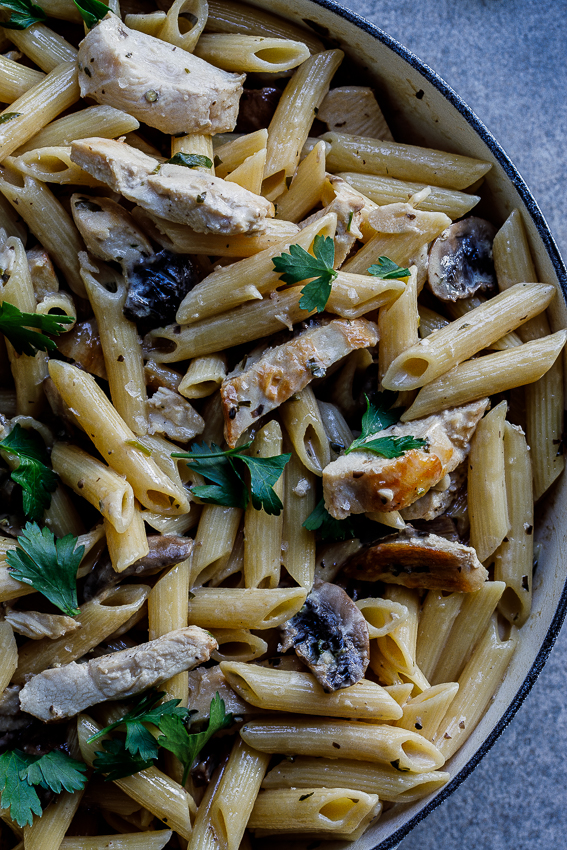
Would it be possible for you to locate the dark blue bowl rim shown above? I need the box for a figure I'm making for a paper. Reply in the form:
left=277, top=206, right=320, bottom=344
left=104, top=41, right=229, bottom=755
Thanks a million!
left=297, top=1, right=567, bottom=847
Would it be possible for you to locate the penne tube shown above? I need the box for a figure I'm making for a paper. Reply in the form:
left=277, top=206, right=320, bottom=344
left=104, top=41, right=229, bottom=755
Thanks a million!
left=416, top=590, right=463, bottom=681
left=148, top=556, right=191, bottom=705
left=48, top=361, right=190, bottom=515
left=280, top=386, right=331, bottom=476
left=337, top=171, right=480, bottom=218
left=369, top=644, right=431, bottom=695
left=493, top=209, right=537, bottom=293
left=395, top=682, right=460, bottom=740
left=0, top=62, right=79, bottom=162
left=0, top=622, right=17, bottom=693
left=17, top=105, right=140, bottom=154
left=224, top=146, right=265, bottom=194
left=281, top=439, right=316, bottom=589
left=194, top=34, right=310, bottom=73
left=78, top=714, right=194, bottom=840
left=0, top=168, right=87, bottom=296
left=179, top=353, right=227, bottom=399
left=190, top=504, right=242, bottom=587
left=239, top=717, right=445, bottom=772
left=175, top=213, right=336, bottom=324
left=60, top=832, right=172, bottom=850
left=526, top=357, right=565, bottom=500
left=248, top=787, right=380, bottom=834
left=51, top=442, right=135, bottom=533
left=378, top=265, right=417, bottom=383
left=13, top=585, right=150, bottom=683
left=205, top=0, right=324, bottom=55
left=0, top=187, right=26, bottom=242
left=493, top=422, right=533, bottom=627
left=36, top=291, right=76, bottom=327
left=433, top=616, right=517, bottom=759
left=262, top=756, right=450, bottom=803
left=376, top=586, right=420, bottom=676
left=445, top=294, right=522, bottom=350
left=214, top=129, right=268, bottom=178
left=275, top=140, right=327, bottom=223
left=263, top=50, right=344, bottom=199
left=326, top=270, right=405, bottom=318
left=105, top=501, right=149, bottom=572
left=80, top=257, right=148, bottom=435
left=221, top=662, right=403, bottom=720
left=187, top=587, right=307, bottom=629
left=324, top=131, right=492, bottom=190
left=3, top=23, right=77, bottom=72
left=23, top=790, right=84, bottom=850
left=142, top=505, right=200, bottom=536
left=156, top=0, right=207, bottom=53
left=401, top=330, right=567, bottom=420
left=355, top=597, right=409, bottom=639
left=212, top=630, right=268, bottom=664
left=382, top=283, right=555, bottom=391
left=243, top=420, right=285, bottom=589
left=430, top=581, right=505, bottom=686
left=468, top=401, right=510, bottom=562
left=171, top=131, right=214, bottom=173
left=0, top=55, right=45, bottom=103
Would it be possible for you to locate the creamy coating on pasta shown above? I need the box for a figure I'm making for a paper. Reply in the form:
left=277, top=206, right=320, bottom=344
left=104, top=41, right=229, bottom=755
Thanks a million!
left=0, top=1, right=564, bottom=846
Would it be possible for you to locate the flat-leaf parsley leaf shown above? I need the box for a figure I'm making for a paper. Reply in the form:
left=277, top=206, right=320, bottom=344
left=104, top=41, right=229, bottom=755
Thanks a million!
left=73, top=0, right=111, bottom=28
left=367, top=256, right=410, bottom=279
left=0, top=424, right=58, bottom=520
left=0, top=0, right=46, bottom=29
left=345, top=394, right=426, bottom=458
left=272, top=235, right=337, bottom=313
left=6, top=522, right=83, bottom=616
left=0, top=301, right=73, bottom=356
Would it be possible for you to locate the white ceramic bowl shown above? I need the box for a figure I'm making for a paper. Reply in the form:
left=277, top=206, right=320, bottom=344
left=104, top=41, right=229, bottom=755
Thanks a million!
left=247, top=1, right=567, bottom=848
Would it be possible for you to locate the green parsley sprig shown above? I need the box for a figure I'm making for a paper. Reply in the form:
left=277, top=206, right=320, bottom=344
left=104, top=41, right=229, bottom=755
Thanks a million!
left=6, top=522, right=83, bottom=616
left=345, top=393, right=426, bottom=458
left=272, top=235, right=337, bottom=313
left=367, top=256, right=410, bottom=279
left=0, top=0, right=46, bottom=29
left=73, top=0, right=110, bottom=28
left=166, top=152, right=213, bottom=169
left=0, top=424, right=58, bottom=520
left=172, top=442, right=290, bottom=516
left=0, top=750, right=87, bottom=827
left=0, top=301, right=73, bottom=356
left=303, top=497, right=357, bottom=541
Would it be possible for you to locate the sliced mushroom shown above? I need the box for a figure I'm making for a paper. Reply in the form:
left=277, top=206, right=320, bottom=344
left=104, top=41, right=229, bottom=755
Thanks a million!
left=278, top=579, right=370, bottom=692
left=56, top=317, right=108, bottom=380
left=235, top=87, right=281, bottom=133
left=83, top=534, right=193, bottom=601
left=344, top=527, right=488, bottom=592
left=123, top=249, right=198, bottom=333
left=428, top=217, right=497, bottom=301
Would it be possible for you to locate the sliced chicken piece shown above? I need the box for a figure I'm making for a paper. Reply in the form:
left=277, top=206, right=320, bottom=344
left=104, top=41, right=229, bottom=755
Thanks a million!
left=147, top=386, right=204, bottom=441
left=187, top=666, right=255, bottom=726
left=400, top=464, right=466, bottom=522
left=71, top=194, right=153, bottom=270
left=70, top=137, right=274, bottom=235
left=318, top=86, right=393, bottom=141
left=344, top=527, right=488, bottom=592
left=279, top=579, right=370, bottom=692
left=323, top=399, right=488, bottom=519
left=300, top=175, right=365, bottom=267
left=27, top=246, right=59, bottom=301
left=221, top=318, right=379, bottom=447
left=5, top=611, right=80, bottom=641
left=19, top=626, right=217, bottom=722
left=56, top=317, right=107, bottom=380
left=77, top=14, right=244, bottom=135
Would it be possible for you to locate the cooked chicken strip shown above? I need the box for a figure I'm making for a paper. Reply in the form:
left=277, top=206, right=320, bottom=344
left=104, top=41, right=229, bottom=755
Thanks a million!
left=77, top=14, right=244, bottom=135
left=147, top=386, right=205, bottom=441
left=221, top=318, right=379, bottom=447
left=19, top=626, right=217, bottom=722
left=71, top=194, right=153, bottom=269
left=71, top=137, right=274, bottom=235
left=400, top=464, right=466, bottom=521
left=323, top=399, right=488, bottom=519
left=5, top=611, right=80, bottom=641
left=344, top=527, right=488, bottom=592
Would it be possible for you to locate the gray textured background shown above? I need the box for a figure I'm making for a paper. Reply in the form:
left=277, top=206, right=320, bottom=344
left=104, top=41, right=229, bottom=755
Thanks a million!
left=335, top=1, right=567, bottom=848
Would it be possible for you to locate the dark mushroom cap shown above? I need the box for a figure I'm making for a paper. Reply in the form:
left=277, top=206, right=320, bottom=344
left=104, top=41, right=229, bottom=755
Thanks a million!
left=279, top=579, right=370, bottom=692
left=123, top=250, right=198, bottom=333
left=428, top=216, right=497, bottom=301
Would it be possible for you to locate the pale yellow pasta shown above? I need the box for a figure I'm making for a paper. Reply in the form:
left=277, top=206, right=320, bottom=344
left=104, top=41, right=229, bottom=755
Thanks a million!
left=395, top=682, right=460, bottom=740
left=275, top=140, right=327, bottom=223
left=327, top=270, right=405, bottom=318
left=0, top=62, right=79, bottom=162
left=123, top=11, right=167, bottom=37
left=59, top=832, right=172, bottom=850
left=526, top=358, right=565, bottom=500
left=0, top=621, right=17, bottom=693
left=222, top=661, right=403, bottom=720
left=224, top=146, right=265, bottom=194
left=23, top=789, right=84, bottom=850
left=378, top=264, right=417, bottom=382
left=433, top=616, right=517, bottom=759
left=244, top=420, right=284, bottom=588
left=263, top=50, right=344, bottom=199
left=262, top=756, right=450, bottom=803
left=416, top=590, right=463, bottom=681
left=0, top=55, right=45, bottom=103
left=179, top=353, right=226, bottom=400
left=383, top=283, right=554, bottom=391
left=77, top=714, right=194, bottom=840
left=13, top=585, right=150, bottom=683
left=141, top=505, right=200, bottom=536
left=17, top=105, right=140, bottom=154
left=324, top=131, right=492, bottom=189
left=13, top=147, right=105, bottom=184
left=430, top=581, right=506, bottom=686
left=239, top=717, right=445, bottom=771
left=205, top=0, right=324, bottom=55
left=214, top=129, right=267, bottom=178
left=401, top=330, right=567, bottom=420
left=80, top=258, right=148, bottom=435
left=376, top=586, right=420, bottom=676
left=157, top=0, right=208, bottom=53
left=3, top=23, right=77, bottom=72
left=48, top=361, right=190, bottom=514
left=318, top=400, right=354, bottom=458
left=468, top=401, right=510, bottom=562
left=186, top=587, right=307, bottom=629
left=493, top=422, right=534, bottom=627
left=191, top=504, right=242, bottom=587
left=369, top=644, right=431, bottom=694
left=51, top=442, right=135, bottom=533
left=211, top=630, right=268, bottom=663
left=445, top=294, right=522, bottom=350
left=281, top=441, right=316, bottom=589
left=175, top=212, right=336, bottom=324
left=104, top=502, right=149, bottom=572
left=493, top=209, right=537, bottom=293
left=280, top=386, right=331, bottom=476
left=247, top=787, right=380, bottom=835
left=355, top=597, right=409, bottom=639
left=36, top=291, right=76, bottom=327
left=171, top=131, right=214, bottom=174
left=194, top=34, right=310, bottom=72
left=148, top=556, right=191, bottom=704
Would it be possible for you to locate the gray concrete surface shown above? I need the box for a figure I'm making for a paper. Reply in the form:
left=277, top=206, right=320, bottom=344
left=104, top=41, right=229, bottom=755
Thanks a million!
left=335, top=1, right=567, bottom=848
